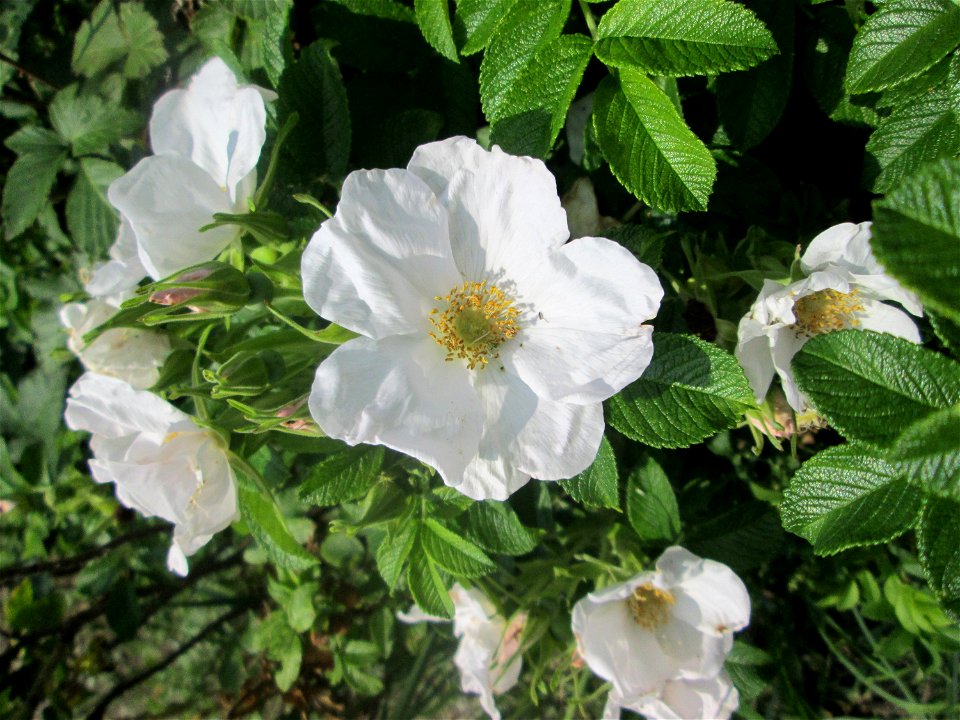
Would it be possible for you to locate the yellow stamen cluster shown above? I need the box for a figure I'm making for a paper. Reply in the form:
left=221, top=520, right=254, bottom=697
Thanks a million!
left=792, top=288, right=864, bottom=337
left=626, top=583, right=675, bottom=630
left=429, top=280, right=520, bottom=370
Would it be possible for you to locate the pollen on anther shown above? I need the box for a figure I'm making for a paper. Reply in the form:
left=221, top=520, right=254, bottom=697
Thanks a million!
left=792, top=288, right=865, bottom=337
left=429, top=280, right=521, bottom=370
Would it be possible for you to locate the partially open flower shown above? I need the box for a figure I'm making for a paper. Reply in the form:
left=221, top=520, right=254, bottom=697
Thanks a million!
left=736, top=221, right=922, bottom=413
left=64, top=373, right=238, bottom=575
left=572, top=547, right=750, bottom=720
left=399, top=583, right=524, bottom=720
left=303, top=136, right=662, bottom=500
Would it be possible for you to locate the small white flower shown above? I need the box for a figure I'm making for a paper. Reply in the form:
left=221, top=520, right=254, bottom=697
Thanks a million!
left=108, top=57, right=275, bottom=280
left=571, top=547, right=750, bottom=720
left=399, top=583, right=524, bottom=720
left=736, top=221, right=922, bottom=414
left=64, top=373, right=238, bottom=575
left=302, top=136, right=663, bottom=500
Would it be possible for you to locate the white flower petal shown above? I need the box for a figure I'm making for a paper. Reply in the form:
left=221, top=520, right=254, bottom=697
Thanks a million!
left=167, top=543, right=190, bottom=576
left=857, top=299, right=922, bottom=342
left=308, top=335, right=482, bottom=484
left=630, top=673, right=739, bottom=720
left=853, top=273, right=924, bottom=316
left=65, top=373, right=189, bottom=438
left=800, top=222, right=867, bottom=273
left=735, top=317, right=776, bottom=403
left=602, top=691, right=623, bottom=720
left=149, top=56, right=268, bottom=199
left=108, top=155, right=237, bottom=279
left=506, top=237, right=662, bottom=404
left=302, top=169, right=461, bottom=339
left=659, top=549, right=751, bottom=636
left=85, top=218, right=146, bottom=299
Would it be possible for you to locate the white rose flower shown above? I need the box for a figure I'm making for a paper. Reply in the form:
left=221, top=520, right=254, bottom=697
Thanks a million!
left=108, top=57, right=275, bottom=280
left=571, top=547, right=750, bottom=720
left=302, top=136, right=663, bottom=500
left=736, top=221, right=922, bottom=414
left=64, top=373, right=238, bottom=576
left=399, top=583, right=524, bottom=720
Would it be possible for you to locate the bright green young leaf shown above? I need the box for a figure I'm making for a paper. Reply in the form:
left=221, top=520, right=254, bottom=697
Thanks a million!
left=236, top=476, right=316, bottom=571
left=415, top=0, right=458, bottom=62
left=625, top=456, right=680, bottom=543
left=406, top=538, right=454, bottom=618
left=595, top=0, right=778, bottom=77
left=298, top=445, right=385, bottom=506
left=4, top=126, right=64, bottom=155
left=488, top=34, right=592, bottom=158
left=420, top=518, right=496, bottom=578
left=66, top=158, right=124, bottom=259
left=454, top=0, right=518, bottom=55
left=278, top=41, right=351, bottom=178
left=285, top=582, right=319, bottom=633
left=71, top=0, right=167, bottom=79
left=781, top=443, right=924, bottom=555
left=559, top=435, right=619, bottom=510
left=117, top=3, right=168, bottom=79
left=1, top=142, right=67, bottom=240
left=917, top=496, right=960, bottom=618
left=845, top=0, right=960, bottom=94
left=607, top=333, right=755, bottom=448
left=872, top=157, right=960, bottom=324
left=376, top=518, right=418, bottom=591
left=463, top=502, right=540, bottom=556
left=49, top=86, right=138, bottom=156
left=890, top=406, right=960, bottom=499
left=793, top=330, right=960, bottom=446
left=592, top=70, right=716, bottom=212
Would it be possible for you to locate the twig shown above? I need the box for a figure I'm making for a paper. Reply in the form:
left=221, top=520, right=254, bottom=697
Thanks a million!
left=0, top=51, right=60, bottom=91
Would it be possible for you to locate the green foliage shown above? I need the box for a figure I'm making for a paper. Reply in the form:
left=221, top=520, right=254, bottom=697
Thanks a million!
left=2, top=129, right=67, bottom=240
left=890, top=406, right=960, bottom=499
left=625, top=456, right=681, bottom=544
left=559, top=435, right=619, bottom=510
left=917, top=496, right=960, bottom=617
left=298, top=445, right=386, bottom=506
left=463, top=502, right=540, bottom=556
left=65, top=158, right=124, bottom=259
left=235, top=470, right=317, bottom=571
left=71, top=0, right=168, bottom=79
left=607, top=333, right=756, bottom=448
left=415, top=0, right=459, bottom=63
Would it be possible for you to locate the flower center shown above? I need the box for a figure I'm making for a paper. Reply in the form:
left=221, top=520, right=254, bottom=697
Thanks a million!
left=626, top=583, right=675, bottom=630
left=429, top=280, right=520, bottom=370
left=792, top=288, right=865, bottom=337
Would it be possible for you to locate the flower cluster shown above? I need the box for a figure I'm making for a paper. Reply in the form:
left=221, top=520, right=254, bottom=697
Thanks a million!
left=572, top=547, right=750, bottom=720
left=736, top=221, right=922, bottom=419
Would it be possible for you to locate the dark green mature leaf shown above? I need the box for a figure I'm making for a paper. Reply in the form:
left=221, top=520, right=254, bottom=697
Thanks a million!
left=376, top=518, right=418, bottom=590
left=236, top=476, right=316, bottom=571
left=463, top=502, right=540, bottom=556
left=298, top=445, right=385, bottom=506
left=608, top=333, right=755, bottom=448
left=595, top=0, right=777, bottom=77
left=625, top=456, right=680, bottom=543
left=793, top=331, right=960, bottom=446
left=917, top=496, right=960, bottom=618
left=488, top=34, right=592, bottom=157
left=278, top=41, right=351, bottom=178
left=717, top=0, right=793, bottom=150
left=593, top=70, right=716, bottom=212
left=415, top=0, right=458, bottom=62
left=66, top=158, right=124, bottom=259
left=686, top=502, right=785, bottom=573
left=872, top=157, right=960, bottom=324
left=781, top=443, right=924, bottom=555
left=1, top=138, right=67, bottom=240
left=560, top=436, right=619, bottom=510
left=455, top=0, right=518, bottom=55
left=420, top=518, right=496, bottom=578
left=890, top=406, right=960, bottom=499
left=846, top=0, right=960, bottom=94
left=407, top=536, right=454, bottom=618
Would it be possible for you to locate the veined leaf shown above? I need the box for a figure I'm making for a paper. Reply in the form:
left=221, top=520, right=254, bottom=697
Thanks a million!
left=918, top=495, right=960, bottom=618
left=872, top=157, right=960, bottom=325
left=415, top=0, right=458, bottom=62
left=376, top=518, right=417, bottom=591
left=845, top=0, right=960, bottom=94
left=890, top=406, right=960, bottom=499
left=235, top=476, right=316, bottom=571
left=454, top=0, right=518, bottom=55
left=596, top=0, right=777, bottom=77
left=781, top=443, right=924, bottom=555
left=1, top=142, right=67, bottom=240
left=625, top=456, right=680, bottom=543
left=420, top=518, right=496, bottom=578
left=607, top=333, right=755, bottom=448
left=559, top=435, right=619, bottom=510
left=593, top=70, right=716, bottom=212
left=793, top=331, right=960, bottom=447
left=406, top=536, right=454, bottom=618
left=66, top=158, right=124, bottom=259
left=463, top=502, right=540, bottom=556
left=298, top=445, right=385, bottom=506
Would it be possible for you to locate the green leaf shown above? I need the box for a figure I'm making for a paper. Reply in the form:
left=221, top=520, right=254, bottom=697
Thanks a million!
left=488, top=34, right=592, bottom=158
left=225, top=0, right=292, bottom=20
left=592, top=70, right=716, bottom=212
left=116, top=2, right=168, bottom=78
left=376, top=518, right=418, bottom=590
left=420, top=518, right=496, bottom=578
left=686, top=501, right=785, bottom=573
left=415, top=0, right=458, bottom=62
left=781, top=443, right=924, bottom=555
left=66, top=158, right=124, bottom=259
left=278, top=40, right=351, bottom=178
left=463, top=501, right=540, bottom=556
left=917, top=495, right=960, bottom=618
left=625, top=456, right=680, bottom=543
left=71, top=0, right=167, bottom=79
left=455, top=0, right=518, bottom=55
left=49, top=85, right=140, bottom=156
left=595, top=0, right=778, bottom=77
left=890, top=406, right=960, bottom=499
left=559, top=435, right=619, bottom=510
left=406, top=538, right=454, bottom=618
left=4, top=126, right=64, bottom=155
left=726, top=641, right=773, bottom=701
left=1, top=143, right=67, bottom=240
left=298, top=445, right=385, bottom=506
left=236, top=475, right=316, bottom=571
left=716, top=0, right=793, bottom=150
left=792, top=330, right=960, bottom=447
left=872, top=157, right=960, bottom=324
left=608, top=333, right=756, bottom=448
left=845, top=0, right=960, bottom=94
left=285, top=582, right=318, bottom=633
